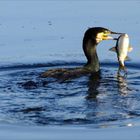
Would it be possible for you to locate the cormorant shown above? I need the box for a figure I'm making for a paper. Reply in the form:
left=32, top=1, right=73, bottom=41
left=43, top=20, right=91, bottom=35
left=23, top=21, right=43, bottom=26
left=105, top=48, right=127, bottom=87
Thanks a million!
left=40, top=27, right=122, bottom=81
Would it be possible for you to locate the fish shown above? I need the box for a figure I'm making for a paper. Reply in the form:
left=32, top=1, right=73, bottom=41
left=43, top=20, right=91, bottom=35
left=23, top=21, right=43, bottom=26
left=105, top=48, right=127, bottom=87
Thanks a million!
left=109, top=33, right=133, bottom=70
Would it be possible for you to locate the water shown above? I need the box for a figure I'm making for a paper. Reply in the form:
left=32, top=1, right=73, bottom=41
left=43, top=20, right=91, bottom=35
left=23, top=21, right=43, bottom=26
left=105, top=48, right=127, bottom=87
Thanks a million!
left=0, top=62, right=140, bottom=128
left=0, top=0, right=140, bottom=129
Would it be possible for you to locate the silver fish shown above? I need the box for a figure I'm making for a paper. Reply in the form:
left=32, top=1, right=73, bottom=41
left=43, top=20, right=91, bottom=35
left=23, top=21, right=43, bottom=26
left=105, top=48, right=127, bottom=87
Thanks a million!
left=109, top=33, right=133, bottom=70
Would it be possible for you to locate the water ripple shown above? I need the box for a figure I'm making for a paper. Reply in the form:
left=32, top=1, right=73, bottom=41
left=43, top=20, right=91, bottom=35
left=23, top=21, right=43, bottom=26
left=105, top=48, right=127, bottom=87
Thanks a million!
left=0, top=62, right=140, bottom=127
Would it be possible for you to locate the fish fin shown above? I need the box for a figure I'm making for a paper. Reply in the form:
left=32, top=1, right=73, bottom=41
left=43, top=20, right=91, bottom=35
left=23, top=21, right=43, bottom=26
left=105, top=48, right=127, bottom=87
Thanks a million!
left=125, top=56, right=131, bottom=61
left=109, top=47, right=116, bottom=52
left=128, top=45, right=133, bottom=52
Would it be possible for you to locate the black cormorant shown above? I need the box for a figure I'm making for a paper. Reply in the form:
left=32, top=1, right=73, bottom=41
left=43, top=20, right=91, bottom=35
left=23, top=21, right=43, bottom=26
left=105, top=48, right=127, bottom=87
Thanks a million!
left=41, top=27, right=121, bottom=81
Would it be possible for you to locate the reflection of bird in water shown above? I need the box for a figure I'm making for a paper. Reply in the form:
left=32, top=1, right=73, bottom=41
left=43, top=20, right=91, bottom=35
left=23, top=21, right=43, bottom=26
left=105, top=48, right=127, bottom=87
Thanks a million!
left=86, top=72, right=101, bottom=100
left=41, top=27, right=122, bottom=80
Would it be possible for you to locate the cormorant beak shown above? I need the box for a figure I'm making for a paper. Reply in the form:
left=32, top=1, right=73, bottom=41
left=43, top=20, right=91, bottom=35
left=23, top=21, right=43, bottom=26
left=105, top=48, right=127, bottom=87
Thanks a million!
left=101, top=33, right=114, bottom=40
left=102, top=31, right=123, bottom=40
left=110, top=31, right=124, bottom=40
left=96, top=31, right=123, bottom=42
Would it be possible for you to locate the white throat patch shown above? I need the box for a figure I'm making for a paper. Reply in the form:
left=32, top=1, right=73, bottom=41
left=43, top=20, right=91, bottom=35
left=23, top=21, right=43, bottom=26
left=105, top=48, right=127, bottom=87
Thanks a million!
left=96, top=33, right=103, bottom=43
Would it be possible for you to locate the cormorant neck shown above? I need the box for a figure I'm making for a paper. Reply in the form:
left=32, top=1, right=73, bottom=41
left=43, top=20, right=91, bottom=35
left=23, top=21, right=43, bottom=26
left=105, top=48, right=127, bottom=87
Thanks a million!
left=83, top=39, right=100, bottom=72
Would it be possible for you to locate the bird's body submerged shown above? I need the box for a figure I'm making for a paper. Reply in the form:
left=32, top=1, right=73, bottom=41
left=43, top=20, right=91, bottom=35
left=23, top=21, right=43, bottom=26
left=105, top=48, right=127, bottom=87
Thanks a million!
left=41, top=27, right=121, bottom=80
left=41, top=67, right=90, bottom=81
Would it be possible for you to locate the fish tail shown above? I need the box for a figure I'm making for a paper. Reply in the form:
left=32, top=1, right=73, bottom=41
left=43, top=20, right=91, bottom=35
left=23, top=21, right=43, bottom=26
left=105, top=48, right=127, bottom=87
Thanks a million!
left=119, top=61, right=126, bottom=70
left=119, top=65, right=126, bottom=70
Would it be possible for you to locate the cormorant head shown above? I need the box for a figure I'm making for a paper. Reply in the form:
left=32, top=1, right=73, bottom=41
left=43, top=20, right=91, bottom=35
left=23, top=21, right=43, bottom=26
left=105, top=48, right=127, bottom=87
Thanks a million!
left=91, top=27, right=122, bottom=43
